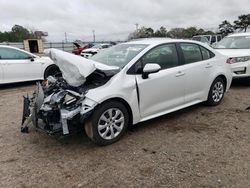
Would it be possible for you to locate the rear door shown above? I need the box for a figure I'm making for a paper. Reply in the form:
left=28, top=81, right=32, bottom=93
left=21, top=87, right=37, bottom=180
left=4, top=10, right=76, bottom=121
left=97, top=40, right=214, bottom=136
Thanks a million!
left=178, top=43, right=215, bottom=104
left=0, top=59, right=3, bottom=83
left=0, top=47, right=42, bottom=83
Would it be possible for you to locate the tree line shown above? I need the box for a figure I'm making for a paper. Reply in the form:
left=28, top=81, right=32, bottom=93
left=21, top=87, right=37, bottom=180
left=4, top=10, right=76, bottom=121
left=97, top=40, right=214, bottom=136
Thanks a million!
left=0, top=14, right=249, bottom=42
left=128, top=14, right=250, bottom=40
left=0, top=25, right=38, bottom=42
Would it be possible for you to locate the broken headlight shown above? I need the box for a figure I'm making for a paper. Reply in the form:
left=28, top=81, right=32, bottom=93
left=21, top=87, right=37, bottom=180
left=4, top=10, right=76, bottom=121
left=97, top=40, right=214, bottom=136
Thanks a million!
left=63, top=94, right=77, bottom=105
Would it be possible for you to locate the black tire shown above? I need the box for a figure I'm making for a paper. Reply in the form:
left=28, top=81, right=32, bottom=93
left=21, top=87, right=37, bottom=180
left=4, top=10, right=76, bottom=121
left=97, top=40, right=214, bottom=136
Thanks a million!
left=85, top=101, right=129, bottom=146
left=206, top=77, right=225, bottom=106
left=44, top=66, right=61, bottom=79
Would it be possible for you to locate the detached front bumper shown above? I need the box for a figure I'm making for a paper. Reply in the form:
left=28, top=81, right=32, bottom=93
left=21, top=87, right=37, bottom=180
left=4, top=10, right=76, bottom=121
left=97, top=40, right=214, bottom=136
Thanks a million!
left=21, top=83, right=44, bottom=133
left=21, top=83, right=96, bottom=136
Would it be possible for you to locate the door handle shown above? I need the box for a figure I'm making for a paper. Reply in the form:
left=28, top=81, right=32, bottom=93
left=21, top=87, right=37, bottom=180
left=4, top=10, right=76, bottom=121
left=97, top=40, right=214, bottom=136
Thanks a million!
left=175, top=71, right=185, bottom=77
left=205, top=63, right=212, bottom=68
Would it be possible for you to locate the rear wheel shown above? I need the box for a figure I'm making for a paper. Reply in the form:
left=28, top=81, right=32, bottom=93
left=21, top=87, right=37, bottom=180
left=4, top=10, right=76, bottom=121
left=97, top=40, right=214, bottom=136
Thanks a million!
left=206, top=77, right=225, bottom=106
left=85, top=101, right=129, bottom=146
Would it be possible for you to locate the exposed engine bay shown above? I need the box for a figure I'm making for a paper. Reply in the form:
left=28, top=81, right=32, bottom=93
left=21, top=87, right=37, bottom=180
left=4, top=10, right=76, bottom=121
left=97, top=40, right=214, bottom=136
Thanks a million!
left=21, top=48, right=120, bottom=136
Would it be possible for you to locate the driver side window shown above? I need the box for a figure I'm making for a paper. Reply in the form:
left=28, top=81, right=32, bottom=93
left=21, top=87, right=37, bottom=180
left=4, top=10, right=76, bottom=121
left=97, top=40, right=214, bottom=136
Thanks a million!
left=142, top=44, right=179, bottom=70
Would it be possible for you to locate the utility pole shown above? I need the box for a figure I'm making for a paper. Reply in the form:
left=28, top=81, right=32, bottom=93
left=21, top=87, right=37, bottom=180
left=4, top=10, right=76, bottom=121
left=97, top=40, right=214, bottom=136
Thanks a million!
left=135, top=23, right=139, bottom=31
left=64, top=32, right=68, bottom=43
left=92, top=30, right=95, bottom=42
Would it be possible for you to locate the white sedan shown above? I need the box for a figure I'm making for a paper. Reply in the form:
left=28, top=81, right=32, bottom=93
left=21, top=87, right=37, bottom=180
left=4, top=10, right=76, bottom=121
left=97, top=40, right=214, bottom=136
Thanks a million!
left=214, top=32, right=250, bottom=79
left=80, top=43, right=112, bottom=58
left=0, top=45, right=59, bottom=84
left=23, top=39, right=232, bottom=145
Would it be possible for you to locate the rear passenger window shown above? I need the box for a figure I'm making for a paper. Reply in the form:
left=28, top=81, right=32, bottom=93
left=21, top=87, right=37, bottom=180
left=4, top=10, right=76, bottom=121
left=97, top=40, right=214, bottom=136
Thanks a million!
left=200, top=47, right=210, bottom=60
left=180, top=43, right=202, bottom=64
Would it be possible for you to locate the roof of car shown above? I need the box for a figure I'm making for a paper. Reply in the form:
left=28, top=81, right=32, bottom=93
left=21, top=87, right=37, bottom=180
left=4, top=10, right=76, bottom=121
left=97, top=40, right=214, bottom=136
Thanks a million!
left=126, top=38, right=207, bottom=46
left=0, top=45, right=39, bottom=57
left=192, top=35, right=221, bottom=37
left=228, top=32, right=250, bottom=37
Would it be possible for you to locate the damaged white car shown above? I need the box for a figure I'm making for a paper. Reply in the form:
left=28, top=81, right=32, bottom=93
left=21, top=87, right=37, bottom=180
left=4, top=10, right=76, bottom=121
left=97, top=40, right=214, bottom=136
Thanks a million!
left=22, top=39, right=232, bottom=145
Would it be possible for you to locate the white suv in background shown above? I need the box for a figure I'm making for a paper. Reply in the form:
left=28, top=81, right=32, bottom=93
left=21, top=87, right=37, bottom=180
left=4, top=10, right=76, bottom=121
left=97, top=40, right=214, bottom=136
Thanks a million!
left=214, top=33, right=250, bottom=79
left=192, top=35, right=222, bottom=45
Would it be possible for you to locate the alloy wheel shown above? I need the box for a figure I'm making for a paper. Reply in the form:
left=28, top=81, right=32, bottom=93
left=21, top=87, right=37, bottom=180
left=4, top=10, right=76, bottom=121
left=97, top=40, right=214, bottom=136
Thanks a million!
left=97, top=108, right=125, bottom=140
left=212, top=81, right=224, bottom=102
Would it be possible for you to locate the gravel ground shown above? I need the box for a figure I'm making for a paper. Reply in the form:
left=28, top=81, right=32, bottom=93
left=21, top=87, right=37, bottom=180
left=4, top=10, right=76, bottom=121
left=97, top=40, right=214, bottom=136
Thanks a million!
left=0, top=80, right=250, bottom=188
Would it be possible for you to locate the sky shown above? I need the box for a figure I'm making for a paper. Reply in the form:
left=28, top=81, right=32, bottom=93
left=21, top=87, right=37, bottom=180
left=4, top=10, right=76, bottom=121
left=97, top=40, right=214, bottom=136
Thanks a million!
left=0, top=0, right=249, bottom=42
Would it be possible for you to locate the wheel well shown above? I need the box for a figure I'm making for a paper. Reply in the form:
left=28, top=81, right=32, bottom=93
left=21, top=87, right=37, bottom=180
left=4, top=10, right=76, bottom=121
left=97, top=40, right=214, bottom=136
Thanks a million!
left=100, top=98, right=133, bottom=126
left=44, top=65, right=60, bottom=78
left=216, top=75, right=227, bottom=89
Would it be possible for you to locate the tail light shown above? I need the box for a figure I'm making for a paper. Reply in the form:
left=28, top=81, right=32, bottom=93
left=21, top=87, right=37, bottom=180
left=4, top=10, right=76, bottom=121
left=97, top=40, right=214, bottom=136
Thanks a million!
left=226, top=56, right=250, bottom=64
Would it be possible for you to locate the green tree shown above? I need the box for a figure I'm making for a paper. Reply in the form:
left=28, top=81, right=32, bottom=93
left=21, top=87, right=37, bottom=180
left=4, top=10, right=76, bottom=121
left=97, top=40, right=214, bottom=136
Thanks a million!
left=234, top=14, right=250, bottom=32
left=218, top=20, right=234, bottom=36
left=197, top=28, right=205, bottom=35
left=167, top=28, right=185, bottom=38
left=182, top=27, right=198, bottom=38
left=128, top=25, right=216, bottom=40
left=154, top=26, right=168, bottom=37
left=0, top=25, right=37, bottom=42
left=128, top=27, right=154, bottom=40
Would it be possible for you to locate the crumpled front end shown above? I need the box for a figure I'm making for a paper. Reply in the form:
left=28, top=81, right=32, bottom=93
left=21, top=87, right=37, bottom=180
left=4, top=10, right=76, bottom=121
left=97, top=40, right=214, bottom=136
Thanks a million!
left=21, top=77, right=98, bottom=136
left=21, top=49, right=120, bottom=136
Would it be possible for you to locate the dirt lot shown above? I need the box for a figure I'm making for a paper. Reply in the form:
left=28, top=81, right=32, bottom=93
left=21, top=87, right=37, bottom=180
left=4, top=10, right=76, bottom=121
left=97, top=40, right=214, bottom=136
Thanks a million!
left=0, top=81, right=250, bottom=188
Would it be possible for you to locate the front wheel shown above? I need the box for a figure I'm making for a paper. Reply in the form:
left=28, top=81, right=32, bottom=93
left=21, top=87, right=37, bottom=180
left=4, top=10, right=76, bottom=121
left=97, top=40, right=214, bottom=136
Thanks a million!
left=206, top=77, right=225, bottom=106
left=44, top=66, right=61, bottom=79
left=85, top=101, right=129, bottom=146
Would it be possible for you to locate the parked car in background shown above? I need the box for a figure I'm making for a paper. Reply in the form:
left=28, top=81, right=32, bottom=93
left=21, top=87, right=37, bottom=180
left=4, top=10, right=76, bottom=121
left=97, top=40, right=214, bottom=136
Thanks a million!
left=72, top=42, right=94, bottom=55
left=22, top=39, right=232, bottom=145
left=214, top=32, right=250, bottom=79
left=192, top=36, right=210, bottom=44
left=0, top=45, right=59, bottom=84
left=80, top=43, right=113, bottom=58
left=192, top=35, right=222, bottom=45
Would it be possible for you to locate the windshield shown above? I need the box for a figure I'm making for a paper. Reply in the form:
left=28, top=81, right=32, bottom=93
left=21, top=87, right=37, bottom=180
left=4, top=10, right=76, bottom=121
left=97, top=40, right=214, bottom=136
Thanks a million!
left=90, top=43, right=148, bottom=68
left=215, top=36, right=250, bottom=49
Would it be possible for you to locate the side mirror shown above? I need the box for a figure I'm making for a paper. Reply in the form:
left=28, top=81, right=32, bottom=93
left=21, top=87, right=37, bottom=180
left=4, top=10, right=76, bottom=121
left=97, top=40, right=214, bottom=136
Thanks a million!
left=28, top=56, right=35, bottom=62
left=142, top=63, right=161, bottom=79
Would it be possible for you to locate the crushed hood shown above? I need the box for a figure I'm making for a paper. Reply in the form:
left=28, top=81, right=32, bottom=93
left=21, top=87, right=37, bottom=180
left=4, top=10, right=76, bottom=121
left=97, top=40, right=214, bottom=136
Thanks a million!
left=44, top=48, right=119, bottom=87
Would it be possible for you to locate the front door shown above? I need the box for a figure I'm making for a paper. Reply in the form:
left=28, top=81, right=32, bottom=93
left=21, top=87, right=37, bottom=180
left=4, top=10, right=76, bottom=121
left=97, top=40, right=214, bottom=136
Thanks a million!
left=0, top=61, right=3, bottom=83
left=135, top=43, right=185, bottom=119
